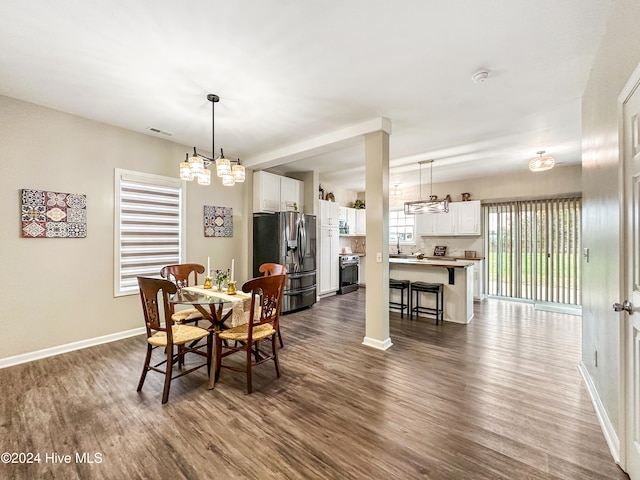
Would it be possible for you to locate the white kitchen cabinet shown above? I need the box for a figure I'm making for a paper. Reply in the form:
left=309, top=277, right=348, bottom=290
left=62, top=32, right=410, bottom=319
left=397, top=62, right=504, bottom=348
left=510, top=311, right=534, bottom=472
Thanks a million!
left=338, top=207, right=365, bottom=236
left=456, top=200, right=481, bottom=235
left=347, top=208, right=357, bottom=234
left=358, top=255, right=366, bottom=286
left=338, top=206, right=347, bottom=222
left=470, top=259, right=484, bottom=299
left=320, top=199, right=340, bottom=227
left=355, top=209, right=366, bottom=235
left=280, top=176, right=303, bottom=212
left=253, top=171, right=281, bottom=213
left=416, top=212, right=437, bottom=236
left=319, top=226, right=339, bottom=294
left=320, top=200, right=340, bottom=294
left=253, top=171, right=303, bottom=213
left=417, top=201, right=481, bottom=236
left=435, top=206, right=456, bottom=234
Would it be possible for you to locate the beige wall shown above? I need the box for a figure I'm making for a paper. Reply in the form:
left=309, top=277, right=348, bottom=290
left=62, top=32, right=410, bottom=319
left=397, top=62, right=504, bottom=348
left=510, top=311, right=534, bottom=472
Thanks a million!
left=388, top=164, right=581, bottom=211
left=0, top=95, right=249, bottom=361
left=581, top=0, right=640, bottom=441
left=385, top=164, right=581, bottom=256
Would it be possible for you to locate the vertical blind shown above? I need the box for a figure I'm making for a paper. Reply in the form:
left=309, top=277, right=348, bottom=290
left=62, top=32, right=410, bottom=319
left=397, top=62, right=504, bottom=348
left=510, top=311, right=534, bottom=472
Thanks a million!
left=115, top=171, right=183, bottom=295
left=483, top=196, right=581, bottom=305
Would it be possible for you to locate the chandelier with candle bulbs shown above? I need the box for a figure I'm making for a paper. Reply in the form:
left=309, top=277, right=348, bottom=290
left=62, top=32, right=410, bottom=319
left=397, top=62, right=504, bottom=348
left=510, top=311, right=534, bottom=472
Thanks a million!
left=179, top=94, right=245, bottom=186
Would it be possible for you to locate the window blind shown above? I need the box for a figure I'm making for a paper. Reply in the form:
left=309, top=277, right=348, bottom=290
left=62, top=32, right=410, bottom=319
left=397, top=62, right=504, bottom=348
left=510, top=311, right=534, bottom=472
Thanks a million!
left=483, top=196, right=581, bottom=305
left=115, top=170, right=183, bottom=296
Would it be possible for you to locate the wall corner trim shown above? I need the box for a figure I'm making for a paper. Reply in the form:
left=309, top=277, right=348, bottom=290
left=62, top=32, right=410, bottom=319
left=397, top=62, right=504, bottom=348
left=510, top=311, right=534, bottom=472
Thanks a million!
left=0, top=327, right=146, bottom=370
left=578, top=362, right=621, bottom=464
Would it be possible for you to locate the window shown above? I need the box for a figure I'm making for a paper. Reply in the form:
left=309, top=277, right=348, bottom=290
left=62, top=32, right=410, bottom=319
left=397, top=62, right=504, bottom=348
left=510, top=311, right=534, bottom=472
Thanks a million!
left=114, top=169, right=185, bottom=296
left=389, top=209, right=415, bottom=244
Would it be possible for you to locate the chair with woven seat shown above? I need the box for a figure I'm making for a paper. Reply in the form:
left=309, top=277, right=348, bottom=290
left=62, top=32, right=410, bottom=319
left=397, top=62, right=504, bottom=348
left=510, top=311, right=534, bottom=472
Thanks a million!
left=258, top=263, right=288, bottom=347
left=214, top=274, right=286, bottom=393
left=136, top=276, right=212, bottom=404
left=160, top=263, right=206, bottom=325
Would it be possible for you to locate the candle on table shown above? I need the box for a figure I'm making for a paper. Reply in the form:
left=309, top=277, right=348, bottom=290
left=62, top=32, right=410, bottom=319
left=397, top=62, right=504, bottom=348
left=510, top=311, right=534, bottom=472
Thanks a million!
left=231, top=258, right=235, bottom=282
left=207, top=256, right=210, bottom=277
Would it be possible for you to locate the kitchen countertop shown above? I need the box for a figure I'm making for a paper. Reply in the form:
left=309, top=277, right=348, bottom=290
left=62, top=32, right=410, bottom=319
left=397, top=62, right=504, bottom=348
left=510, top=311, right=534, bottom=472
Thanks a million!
left=390, top=255, right=484, bottom=261
left=389, top=258, right=473, bottom=268
left=440, top=255, right=484, bottom=261
left=339, top=253, right=366, bottom=256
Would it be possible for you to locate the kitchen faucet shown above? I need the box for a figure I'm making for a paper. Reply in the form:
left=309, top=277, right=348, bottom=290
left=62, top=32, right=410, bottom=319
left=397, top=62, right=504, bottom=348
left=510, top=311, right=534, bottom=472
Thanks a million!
left=397, top=236, right=401, bottom=254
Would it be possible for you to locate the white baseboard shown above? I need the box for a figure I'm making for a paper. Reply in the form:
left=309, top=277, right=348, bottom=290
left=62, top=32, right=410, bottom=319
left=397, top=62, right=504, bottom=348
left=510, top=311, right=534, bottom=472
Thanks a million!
left=578, top=362, right=621, bottom=464
left=534, top=302, right=582, bottom=316
left=0, top=327, right=146, bottom=370
left=362, top=336, right=393, bottom=350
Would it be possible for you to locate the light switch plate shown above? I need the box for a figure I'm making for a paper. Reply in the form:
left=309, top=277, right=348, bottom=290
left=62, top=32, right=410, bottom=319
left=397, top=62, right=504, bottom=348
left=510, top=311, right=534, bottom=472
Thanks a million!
left=376, top=252, right=382, bottom=263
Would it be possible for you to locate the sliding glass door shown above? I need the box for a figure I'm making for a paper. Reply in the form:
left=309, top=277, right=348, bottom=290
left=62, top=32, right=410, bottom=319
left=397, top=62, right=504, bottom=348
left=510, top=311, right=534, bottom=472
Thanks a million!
left=484, top=197, right=581, bottom=305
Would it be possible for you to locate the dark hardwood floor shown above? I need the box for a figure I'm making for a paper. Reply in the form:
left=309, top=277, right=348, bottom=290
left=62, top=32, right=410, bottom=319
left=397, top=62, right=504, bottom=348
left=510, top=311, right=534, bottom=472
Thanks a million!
left=0, top=290, right=629, bottom=479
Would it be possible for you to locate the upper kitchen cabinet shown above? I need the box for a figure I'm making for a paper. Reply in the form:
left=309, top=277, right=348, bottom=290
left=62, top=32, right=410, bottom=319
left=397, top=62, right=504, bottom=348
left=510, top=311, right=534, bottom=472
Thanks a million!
left=435, top=207, right=456, bottom=234
left=338, top=206, right=366, bottom=236
left=455, top=200, right=481, bottom=235
left=347, top=208, right=357, bottom=233
left=319, top=199, right=340, bottom=227
left=338, top=206, right=347, bottom=222
left=355, top=209, right=366, bottom=235
left=280, top=176, right=303, bottom=212
left=416, top=201, right=481, bottom=236
left=253, top=171, right=304, bottom=213
left=416, top=212, right=436, bottom=236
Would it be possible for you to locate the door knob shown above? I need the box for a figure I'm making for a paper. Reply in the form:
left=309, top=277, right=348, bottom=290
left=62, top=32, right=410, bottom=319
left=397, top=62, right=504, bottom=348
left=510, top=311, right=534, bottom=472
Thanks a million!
left=613, top=300, right=633, bottom=314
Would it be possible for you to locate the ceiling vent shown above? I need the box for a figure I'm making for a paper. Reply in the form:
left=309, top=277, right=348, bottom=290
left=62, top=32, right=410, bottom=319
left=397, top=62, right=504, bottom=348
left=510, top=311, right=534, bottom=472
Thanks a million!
left=146, top=127, right=172, bottom=136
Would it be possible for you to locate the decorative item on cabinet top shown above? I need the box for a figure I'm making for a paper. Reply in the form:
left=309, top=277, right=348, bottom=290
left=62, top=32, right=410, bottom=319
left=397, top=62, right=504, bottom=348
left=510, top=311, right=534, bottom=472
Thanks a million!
left=325, top=192, right=335, bottom=202
left=353, top=199, right=365, bottom=209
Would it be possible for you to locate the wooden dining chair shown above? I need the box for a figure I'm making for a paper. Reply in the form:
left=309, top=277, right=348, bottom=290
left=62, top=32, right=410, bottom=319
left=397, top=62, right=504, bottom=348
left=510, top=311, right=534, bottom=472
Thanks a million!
left=258, top=263, right=288, bottom=347
left=214, top=274, right=286, bottom=393
left=137, top=276, right=212, bottom=404
left=160, top=263, right=205, bottom=325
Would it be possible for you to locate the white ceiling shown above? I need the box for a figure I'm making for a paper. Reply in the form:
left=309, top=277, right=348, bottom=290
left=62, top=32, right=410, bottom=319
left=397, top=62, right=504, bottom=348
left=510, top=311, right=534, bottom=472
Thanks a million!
left=0, top=1, right=612, bottom=192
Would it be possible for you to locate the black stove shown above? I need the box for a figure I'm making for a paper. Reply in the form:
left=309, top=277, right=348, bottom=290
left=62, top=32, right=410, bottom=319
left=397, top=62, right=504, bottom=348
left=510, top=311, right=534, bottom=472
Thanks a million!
left=338, top=255, right=359, bottom=294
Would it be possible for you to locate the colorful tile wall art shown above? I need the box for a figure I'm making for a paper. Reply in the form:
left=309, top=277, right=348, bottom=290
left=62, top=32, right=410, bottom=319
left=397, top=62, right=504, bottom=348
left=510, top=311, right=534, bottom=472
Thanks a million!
left=21, top=189, right=87, bottom=238
left=204, top=205, right=233, bottom=237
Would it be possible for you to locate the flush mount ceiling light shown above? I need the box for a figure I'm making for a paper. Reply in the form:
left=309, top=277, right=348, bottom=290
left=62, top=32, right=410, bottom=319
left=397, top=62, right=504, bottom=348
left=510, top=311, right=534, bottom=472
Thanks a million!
left=404, top=160, right=449, bottom=214
left=179, top=94, right=245, bottom=186
left=528, top=150, right=555, bottom=172
left=390, top=184, right=403, bottom=197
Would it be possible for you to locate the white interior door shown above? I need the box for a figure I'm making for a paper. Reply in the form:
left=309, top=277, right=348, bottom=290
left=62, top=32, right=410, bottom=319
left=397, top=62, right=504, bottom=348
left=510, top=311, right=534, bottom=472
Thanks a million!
left=623, top=72, right=640, bottom=480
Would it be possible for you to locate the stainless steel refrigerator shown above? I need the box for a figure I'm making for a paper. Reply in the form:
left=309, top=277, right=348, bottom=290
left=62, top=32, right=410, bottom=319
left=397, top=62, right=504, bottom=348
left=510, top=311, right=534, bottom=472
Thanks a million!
left=253, top=212, right=317, bottom=313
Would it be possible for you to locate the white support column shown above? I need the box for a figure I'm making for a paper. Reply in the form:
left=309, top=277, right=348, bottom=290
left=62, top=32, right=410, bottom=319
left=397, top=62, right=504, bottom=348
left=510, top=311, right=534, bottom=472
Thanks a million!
left=363, top=130, right=392, bottom=350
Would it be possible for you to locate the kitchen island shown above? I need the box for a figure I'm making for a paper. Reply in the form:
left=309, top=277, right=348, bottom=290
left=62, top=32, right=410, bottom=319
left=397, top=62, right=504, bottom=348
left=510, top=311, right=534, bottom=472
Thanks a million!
left=389, top=258, right=474, bottom=324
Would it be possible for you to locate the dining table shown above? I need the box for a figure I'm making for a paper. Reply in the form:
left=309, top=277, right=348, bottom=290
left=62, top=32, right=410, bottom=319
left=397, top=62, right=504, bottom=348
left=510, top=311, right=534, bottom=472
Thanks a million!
left=169, top=285, right=252, bottom=389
